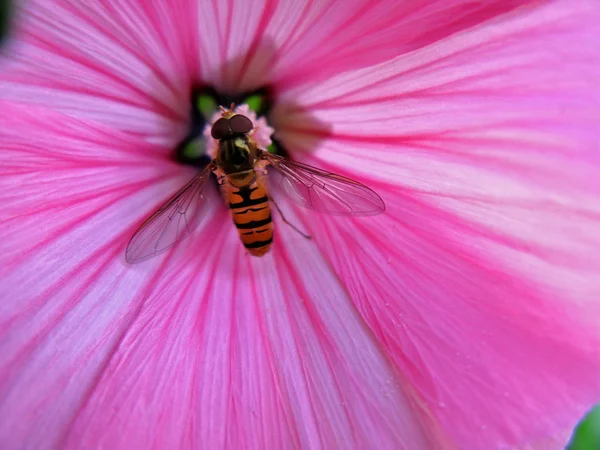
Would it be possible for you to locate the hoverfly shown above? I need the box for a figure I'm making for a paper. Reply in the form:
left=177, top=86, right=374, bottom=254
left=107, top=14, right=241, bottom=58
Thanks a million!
left=126, top=105, right=385, bottom=263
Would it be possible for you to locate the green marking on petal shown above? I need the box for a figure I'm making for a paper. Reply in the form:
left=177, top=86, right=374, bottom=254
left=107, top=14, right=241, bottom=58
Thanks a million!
left=245, top=94, right=264, bottom=114
left=568, top=405, right=600, bottom=450
left=183, top=140, right=204, bottom=160
left=266, top=143, right=276, bottom=154
left=196, top=94, right=217, bottom=120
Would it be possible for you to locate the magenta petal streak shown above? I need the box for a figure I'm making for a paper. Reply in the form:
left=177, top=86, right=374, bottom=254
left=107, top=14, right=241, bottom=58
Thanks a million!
left=1, top=0, right=600, bottom=449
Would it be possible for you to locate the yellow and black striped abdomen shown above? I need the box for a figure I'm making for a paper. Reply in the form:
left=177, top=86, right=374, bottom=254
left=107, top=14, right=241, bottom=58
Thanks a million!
left=227, top=173, right=273, bottom=256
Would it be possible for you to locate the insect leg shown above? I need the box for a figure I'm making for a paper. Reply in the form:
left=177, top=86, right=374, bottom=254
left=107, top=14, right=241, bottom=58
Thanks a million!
left=270, top=197, right=311, bottom=239
left=211, top=164, right=227, bottom=186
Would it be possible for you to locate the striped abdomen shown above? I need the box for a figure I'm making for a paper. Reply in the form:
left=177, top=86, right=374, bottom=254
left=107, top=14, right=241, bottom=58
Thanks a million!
left=226, top=172, right=273, bottom=256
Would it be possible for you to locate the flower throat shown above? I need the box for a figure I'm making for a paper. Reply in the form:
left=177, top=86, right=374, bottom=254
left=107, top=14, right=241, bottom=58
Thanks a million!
left=172, top=86, right=287, bottom=170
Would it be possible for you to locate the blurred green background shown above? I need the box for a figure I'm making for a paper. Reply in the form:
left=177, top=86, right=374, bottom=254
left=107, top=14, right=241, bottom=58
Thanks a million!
left=569, top=405, right=600, bottom=449
left=0, top=0, right=11, bottom=44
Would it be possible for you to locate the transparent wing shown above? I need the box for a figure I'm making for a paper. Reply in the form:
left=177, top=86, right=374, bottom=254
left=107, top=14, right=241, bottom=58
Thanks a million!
left=260, top=151, right=385, bottom=216
left=126, top=167, right=212, bottom=263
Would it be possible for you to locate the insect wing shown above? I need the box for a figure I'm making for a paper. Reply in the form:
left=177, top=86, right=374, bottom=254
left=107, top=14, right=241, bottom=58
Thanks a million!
left=126, top=167, right=212, bottom=263
left=261, top=151, right=385, bottom=216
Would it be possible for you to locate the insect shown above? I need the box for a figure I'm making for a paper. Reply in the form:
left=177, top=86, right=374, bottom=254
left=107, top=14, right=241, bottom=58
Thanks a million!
left=126, top=105, right=385, bottom=263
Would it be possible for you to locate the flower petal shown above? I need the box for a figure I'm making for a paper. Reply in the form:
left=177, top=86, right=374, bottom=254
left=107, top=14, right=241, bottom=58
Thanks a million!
left=0, top=0, right=201, bottom=144
left=197, top=0, right=537, bottom=91
left=0, top=101, right=445, bottom=448
left=271, top=0, right=538, bottom=90
left=59, top=225, right=453, bottom=449
left=0, top=101, right=218, bottom=447
left=0, top=0, right=537, bottom=133
left=273, top=0, right=600, bottom=447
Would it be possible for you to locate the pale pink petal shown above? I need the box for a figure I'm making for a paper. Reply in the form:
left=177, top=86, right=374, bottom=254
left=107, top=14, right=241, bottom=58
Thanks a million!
left=267, top=0, right=535, bottom=90
left=197, top=0, right=534, bottom=91
left=0, top=102, right=449, bottom=449
left=0, top=0, right=201, bottom=144
left=199, top=0, right=535, bottom=92
left=271, top=0, right=600, bottom=447
left=1, top=0, right=538, bottom=130
left=61, top=224, right=451, bottom=449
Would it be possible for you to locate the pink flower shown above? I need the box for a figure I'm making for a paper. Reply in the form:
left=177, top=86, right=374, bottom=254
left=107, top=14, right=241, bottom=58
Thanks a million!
left=1, top=0, right=599, bottom=448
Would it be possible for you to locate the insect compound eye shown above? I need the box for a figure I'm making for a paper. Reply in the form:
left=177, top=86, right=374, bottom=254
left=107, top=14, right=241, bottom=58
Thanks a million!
left=211, top=117, right=230, bottom=139
left=229, top=114, right=254, bottom=135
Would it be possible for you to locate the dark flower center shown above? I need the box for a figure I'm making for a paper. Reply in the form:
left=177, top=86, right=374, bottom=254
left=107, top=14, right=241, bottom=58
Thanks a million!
left=173, top=86, right=288, bottom=168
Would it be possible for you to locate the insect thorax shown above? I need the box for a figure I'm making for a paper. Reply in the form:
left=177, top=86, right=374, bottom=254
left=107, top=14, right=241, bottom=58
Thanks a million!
left=217, top=136, right=255, bottom=174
